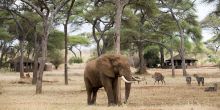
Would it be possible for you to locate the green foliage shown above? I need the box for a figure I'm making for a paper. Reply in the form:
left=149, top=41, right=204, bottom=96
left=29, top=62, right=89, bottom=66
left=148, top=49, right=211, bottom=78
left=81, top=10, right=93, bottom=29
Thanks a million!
left=205, top=36, right=220, bottom=53
left=0, top=28, right=11, bottom=40
left=48, top=50, right=64, bottom=69
left=69, top=57, right=83, bottom=64
left=84, top=2, right=115, bottom=22
left=0, top=68, right=11, bottom=73
left=68, top=35, right=90, bottom=46
left=207, top=55, right=219, bottom=64
left=48, top=30, right=65, bottom=51
left=144, top=45, right=160, bottom=68
left=217, top=61, right=220, bottom=69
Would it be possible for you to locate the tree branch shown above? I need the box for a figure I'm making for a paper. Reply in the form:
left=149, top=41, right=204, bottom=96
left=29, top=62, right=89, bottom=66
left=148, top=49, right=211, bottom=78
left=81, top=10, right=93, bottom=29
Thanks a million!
left=53, top=0, right=71, bottom=17
left=20, top=0, right=44, bottom=17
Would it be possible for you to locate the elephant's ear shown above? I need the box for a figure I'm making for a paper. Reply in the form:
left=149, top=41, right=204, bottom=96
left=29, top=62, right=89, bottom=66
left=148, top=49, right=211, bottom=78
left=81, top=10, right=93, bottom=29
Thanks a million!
left=96, top=55, right=116, bottom=78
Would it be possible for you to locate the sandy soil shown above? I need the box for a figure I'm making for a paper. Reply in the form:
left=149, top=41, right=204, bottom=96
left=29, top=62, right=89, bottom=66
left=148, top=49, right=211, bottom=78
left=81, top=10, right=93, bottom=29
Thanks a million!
left=0, top=64, right=220, bottom=110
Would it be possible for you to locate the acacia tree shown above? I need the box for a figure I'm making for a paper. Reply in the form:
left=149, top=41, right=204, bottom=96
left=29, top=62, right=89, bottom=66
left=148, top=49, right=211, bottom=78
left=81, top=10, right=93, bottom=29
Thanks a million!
left=68, top=35, right=90, bottom=58
left=159, top=0, right=202, bottom=76
left=83, top=1, right=115, bottom=56
left=63, top=0, right=75, bottom=85
left=120, top=0, right=159, bottom=74
left=20, top=0, right=71, bottom=94
left=0, top=10, right=14, bottom=69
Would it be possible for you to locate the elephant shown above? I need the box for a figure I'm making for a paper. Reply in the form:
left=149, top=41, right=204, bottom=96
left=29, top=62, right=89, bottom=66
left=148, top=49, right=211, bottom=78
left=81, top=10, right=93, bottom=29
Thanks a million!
left=84, top=54, right=139, bottom=106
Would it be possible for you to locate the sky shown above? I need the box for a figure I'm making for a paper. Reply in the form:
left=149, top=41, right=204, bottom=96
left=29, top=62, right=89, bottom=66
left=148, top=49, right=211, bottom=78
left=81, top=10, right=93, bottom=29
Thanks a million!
left=195, top=0, right=216, bottom=41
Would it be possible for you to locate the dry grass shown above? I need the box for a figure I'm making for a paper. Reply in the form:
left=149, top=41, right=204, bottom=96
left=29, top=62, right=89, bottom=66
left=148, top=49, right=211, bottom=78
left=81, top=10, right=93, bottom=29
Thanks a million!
left=0, top=64, right=220, bottom=110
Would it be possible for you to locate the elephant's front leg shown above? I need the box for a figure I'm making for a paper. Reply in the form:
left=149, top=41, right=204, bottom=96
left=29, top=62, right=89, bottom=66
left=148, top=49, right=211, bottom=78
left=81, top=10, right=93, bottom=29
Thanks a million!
left=102, top=76, right=115, bottom=106
left=113, top=77, right=119, bottom=104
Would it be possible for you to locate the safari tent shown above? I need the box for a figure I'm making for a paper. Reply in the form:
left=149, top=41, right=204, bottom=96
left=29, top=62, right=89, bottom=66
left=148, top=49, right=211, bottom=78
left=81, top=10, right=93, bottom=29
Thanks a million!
left=9, top=56, right=53, bottom=72
left=164, top=54, right=198, bottom=68
left=9, top=56, right=34, bottom=72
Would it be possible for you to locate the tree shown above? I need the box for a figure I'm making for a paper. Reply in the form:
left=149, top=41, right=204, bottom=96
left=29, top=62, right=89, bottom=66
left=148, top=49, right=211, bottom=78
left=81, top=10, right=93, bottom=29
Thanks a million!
left=121, top=0, right=159, bottom=74
left=63, top=0, right=75, bottom=85
left=48, top=50, right=64, bottom=69
left=20, top=0, right=71, bottom=94
left=159, top=0, right=202, bottom=76
left=0, top=27, right=14, bottom=68
left=83, top=1, right=114, bottom=56
left=68, top=35, right=90, bottom=58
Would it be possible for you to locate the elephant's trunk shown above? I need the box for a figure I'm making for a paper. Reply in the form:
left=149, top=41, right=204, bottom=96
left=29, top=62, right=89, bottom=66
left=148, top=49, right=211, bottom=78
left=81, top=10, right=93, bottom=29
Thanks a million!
left=125, top=82, right=131, bottom=103
left=123, top=74, right=132, bottom=103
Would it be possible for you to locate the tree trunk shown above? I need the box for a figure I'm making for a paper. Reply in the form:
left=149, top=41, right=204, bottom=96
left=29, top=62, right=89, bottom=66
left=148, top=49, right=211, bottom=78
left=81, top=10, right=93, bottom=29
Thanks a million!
left=32, top=30, right=39, bottom=85
left=36, top=37, right=47, bottom=94
left=92, top=20, right=102, bottom=56
left=169, top=49, right=175, bottom=77
left=114, top=1, right=122, bottom=106
left=0, top=44, right=5, bottom=69
left=19, top=39, right=25, bottom=78
left=159, top=46, right=164, bottom=68
left=69, top=48, right=77, bottom=57
left=64, top=23, right=68, bottom=85
left=180, top=34, right=187, bottom=76
left=114, top=0, right=125, bottom=105
left=137, top=43, right=146, bottom=74
left=114, top=2, right=123, bottom=54
left=64, top=0, right=75, bottom=85
left=169, top=4, right=187, bottom=76
left=36, top=19, right=49, bottom=94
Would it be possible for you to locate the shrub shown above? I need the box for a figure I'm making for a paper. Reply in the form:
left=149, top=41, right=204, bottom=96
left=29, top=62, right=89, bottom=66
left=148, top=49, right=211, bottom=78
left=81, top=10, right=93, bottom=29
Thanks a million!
left=48, top=50, right=64, bottom=69
left=217, top=61, right=220, bottom=69
left=0, top=68, right=11, bottom=73
left=69, top=57, right=83, bottom=64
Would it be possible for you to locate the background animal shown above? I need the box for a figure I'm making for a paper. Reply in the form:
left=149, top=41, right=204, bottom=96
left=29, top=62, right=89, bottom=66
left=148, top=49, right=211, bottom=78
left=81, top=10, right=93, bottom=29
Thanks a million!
left=152, top=72, right=165, bottom=85
left=25, top=73, right=30, bottom=78
left=185, top=76, right=191, bottom=85
left=84, top=54, right=137, bottom=106
left=132, top=76, right=147, bottom=84
left=204, top=83, right=218, bottom=92
left=193, top=74, right=204, bottom=86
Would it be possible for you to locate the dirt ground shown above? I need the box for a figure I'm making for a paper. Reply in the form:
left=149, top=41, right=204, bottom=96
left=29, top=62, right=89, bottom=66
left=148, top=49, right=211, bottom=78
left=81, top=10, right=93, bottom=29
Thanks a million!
left=0, top=64, right=220, bottom=110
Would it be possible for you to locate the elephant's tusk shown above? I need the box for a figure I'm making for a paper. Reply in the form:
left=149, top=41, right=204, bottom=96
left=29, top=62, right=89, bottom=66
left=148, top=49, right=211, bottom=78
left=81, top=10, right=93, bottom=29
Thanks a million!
left=121, top=76, right=135, bottom=83
left=132, top=76, right=142, bottom=81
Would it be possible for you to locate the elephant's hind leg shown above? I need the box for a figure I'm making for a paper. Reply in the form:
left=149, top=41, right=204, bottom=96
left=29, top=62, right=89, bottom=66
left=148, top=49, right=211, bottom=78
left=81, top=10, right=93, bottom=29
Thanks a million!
left=84, top=78, right=93, bottom=105
left=91, top=87, right=99, bottom=104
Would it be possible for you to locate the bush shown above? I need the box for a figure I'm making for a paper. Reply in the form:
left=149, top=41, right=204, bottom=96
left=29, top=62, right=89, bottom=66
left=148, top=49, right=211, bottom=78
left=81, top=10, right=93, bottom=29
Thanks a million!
left=0, top=68, right=11, bottom=73
left=217, top=61, right=220, bottom=69
left=144, top=46, right=160, bottom=68
left=69, top=57, right=83, bottom=64
left=48, top=50, right=64, bottom=69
